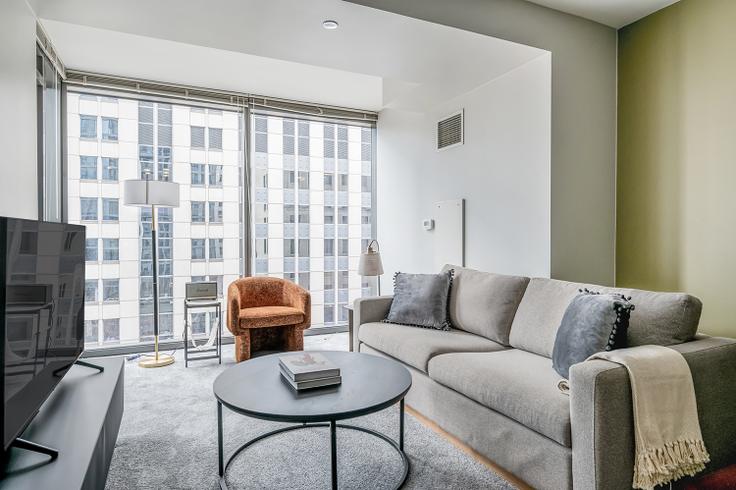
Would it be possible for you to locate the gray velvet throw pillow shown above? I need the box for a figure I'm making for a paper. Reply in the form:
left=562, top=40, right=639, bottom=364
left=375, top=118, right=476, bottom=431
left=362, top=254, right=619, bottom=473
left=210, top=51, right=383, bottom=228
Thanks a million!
left=552, top=289, right=635, bottom=379
left=384, top=270, right=454, bottom=331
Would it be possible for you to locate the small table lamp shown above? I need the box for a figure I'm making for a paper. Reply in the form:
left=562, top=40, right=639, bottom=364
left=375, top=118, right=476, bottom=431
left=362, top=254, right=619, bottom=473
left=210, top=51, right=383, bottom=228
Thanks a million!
left=358, top=239, right=384, bottom=295
left=124, top=175, right=180, bottom=368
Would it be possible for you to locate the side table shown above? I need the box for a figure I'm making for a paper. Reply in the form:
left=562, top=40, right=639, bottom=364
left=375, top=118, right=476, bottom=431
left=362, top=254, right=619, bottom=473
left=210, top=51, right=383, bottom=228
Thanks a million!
left=183, top=298, right=222, bottom=367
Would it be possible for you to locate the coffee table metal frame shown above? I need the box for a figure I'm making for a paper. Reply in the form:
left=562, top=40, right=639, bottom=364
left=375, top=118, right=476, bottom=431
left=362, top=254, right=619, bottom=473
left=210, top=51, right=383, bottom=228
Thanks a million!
left=216, top=385, right=409, bottom=490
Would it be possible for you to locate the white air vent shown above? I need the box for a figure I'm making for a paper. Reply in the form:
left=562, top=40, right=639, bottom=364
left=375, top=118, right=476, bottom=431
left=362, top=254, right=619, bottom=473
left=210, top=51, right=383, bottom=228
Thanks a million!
left=437, top=110, right=464, bottom=151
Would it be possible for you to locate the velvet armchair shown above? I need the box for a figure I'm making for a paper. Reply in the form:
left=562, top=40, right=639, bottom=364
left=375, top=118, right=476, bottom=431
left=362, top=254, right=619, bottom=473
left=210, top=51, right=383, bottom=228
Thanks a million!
left=227, top=277, right=311, bottom=362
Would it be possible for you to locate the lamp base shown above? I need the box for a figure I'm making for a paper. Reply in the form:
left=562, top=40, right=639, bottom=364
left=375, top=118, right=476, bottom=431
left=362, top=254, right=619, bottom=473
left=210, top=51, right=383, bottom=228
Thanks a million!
left=139, top=353, right=175, bottom=368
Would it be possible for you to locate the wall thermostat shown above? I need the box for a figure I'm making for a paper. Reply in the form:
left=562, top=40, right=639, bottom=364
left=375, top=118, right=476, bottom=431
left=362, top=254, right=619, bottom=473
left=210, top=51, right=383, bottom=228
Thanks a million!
left=422, top=219, right=435, bottom=231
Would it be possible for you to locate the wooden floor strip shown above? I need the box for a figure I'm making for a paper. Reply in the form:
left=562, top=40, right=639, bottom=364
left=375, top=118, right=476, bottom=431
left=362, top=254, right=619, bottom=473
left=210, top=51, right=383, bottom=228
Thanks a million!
left=406, top=405, right=534, bottom=490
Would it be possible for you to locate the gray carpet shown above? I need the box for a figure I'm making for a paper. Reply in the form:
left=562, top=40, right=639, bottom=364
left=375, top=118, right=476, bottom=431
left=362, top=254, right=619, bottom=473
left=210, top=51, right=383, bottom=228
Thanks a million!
left=104, top=345, right=515, bottom=489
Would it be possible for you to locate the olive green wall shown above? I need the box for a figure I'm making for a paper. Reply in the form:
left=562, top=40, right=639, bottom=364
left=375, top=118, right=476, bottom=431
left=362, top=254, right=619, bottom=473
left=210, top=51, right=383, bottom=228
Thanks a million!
left=617, top=0, right=736, bottom=337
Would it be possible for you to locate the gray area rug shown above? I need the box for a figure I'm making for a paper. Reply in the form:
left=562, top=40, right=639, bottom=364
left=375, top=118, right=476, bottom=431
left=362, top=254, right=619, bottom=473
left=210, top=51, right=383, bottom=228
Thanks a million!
left=104, top=345, right=515, bottom=489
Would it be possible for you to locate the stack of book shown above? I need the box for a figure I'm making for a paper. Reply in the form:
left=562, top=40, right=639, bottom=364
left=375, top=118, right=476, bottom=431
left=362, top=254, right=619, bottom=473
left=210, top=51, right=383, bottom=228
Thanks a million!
left=279, top=352, right=342, bottom=391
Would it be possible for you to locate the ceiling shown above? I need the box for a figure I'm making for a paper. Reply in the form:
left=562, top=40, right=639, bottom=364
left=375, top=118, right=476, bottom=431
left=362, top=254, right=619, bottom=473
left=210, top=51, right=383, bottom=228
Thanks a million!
left=526, top=0, right=680, bottom=28
left=35, top=0, right=546, bottom=112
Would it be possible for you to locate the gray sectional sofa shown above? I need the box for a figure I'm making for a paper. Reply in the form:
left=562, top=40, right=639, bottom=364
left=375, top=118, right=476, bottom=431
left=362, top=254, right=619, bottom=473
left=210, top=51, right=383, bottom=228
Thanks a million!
left=353, top=265, right=736, bottom=489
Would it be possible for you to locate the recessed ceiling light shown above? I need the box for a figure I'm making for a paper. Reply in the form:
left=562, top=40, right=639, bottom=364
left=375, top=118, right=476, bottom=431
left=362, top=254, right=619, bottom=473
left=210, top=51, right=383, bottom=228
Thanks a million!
left=322, top=20, right=339, bottom=30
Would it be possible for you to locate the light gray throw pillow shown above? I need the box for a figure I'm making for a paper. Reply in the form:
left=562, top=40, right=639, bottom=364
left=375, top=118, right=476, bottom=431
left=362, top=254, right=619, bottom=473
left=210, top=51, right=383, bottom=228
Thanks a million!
left=384, top=270, right=454, bottom=330
left=552, top=289, right=635, bottom=379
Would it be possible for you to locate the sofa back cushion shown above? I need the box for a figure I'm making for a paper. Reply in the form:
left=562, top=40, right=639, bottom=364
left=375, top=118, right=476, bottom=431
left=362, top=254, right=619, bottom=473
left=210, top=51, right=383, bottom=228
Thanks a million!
left=441, top=265, right=530, bottom=345
left=509, top=277, right=703, bottom=357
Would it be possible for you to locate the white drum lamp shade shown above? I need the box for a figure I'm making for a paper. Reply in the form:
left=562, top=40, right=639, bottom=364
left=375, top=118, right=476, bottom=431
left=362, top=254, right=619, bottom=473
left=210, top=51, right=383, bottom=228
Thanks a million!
left=358, top=247, right=384, bottom=276
left=124, top=179, right=180, bottom=207
left=358, top=240, right=384, bottom=295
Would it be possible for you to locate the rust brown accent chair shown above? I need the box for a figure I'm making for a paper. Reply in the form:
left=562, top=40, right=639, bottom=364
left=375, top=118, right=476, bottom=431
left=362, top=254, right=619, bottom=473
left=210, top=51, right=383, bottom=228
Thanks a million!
left=227, top=277, right=311, bottom=362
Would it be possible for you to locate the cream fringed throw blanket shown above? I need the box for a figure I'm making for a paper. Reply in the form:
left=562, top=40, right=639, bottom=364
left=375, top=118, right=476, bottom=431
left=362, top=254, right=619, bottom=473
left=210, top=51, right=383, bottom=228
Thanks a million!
left=588, top=345, right=710, bottom=490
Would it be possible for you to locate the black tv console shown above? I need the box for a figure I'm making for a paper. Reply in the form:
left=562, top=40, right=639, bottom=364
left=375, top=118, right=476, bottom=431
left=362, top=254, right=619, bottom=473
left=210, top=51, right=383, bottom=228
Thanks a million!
left=0, top=357, right=124, bottom=489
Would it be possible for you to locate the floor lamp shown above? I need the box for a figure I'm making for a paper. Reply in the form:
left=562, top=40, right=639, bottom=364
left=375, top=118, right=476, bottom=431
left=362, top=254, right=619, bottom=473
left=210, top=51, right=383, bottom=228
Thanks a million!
left=358, top=239, right=384, bottom=296
left=124, top=175, right=180, bottom=368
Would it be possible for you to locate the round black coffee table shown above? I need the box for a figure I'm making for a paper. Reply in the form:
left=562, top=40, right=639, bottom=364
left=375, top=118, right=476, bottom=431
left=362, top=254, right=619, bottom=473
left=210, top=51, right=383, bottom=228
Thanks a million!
left=213, top=351, right=412, bottom=490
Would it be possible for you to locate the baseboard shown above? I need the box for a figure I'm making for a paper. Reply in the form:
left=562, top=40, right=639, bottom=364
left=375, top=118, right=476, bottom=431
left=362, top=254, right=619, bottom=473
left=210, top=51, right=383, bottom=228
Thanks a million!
left=405, top=405, right=533, bottom=490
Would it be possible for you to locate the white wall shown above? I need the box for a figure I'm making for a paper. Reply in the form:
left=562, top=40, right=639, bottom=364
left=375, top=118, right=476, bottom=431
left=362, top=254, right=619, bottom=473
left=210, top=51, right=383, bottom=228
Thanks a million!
left=350, top=0, right=618, bottom=286
left=0, top=0, right=38, bottom=219
left=378, top=54, right=551, bottom=281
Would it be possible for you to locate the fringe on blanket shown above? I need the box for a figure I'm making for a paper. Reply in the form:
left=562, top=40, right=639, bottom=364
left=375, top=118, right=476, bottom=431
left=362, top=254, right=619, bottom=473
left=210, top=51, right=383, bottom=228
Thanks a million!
left=634, top=438, right=711, bottom=490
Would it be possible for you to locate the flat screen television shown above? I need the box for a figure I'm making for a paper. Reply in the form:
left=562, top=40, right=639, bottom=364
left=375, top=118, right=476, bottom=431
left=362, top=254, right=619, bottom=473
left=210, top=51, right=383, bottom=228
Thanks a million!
left=0, top=217, right=86, bottom=452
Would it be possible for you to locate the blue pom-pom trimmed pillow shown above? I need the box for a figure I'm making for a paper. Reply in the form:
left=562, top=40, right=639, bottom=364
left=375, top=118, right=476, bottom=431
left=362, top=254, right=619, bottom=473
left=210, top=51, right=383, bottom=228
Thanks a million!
left=552, top=289, right=635, bottom=379
left=383, top=270, right=454, bottom=331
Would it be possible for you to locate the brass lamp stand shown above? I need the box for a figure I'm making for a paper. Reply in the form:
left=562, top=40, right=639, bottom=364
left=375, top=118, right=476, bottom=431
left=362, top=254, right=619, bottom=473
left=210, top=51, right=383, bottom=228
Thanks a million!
left=124, top=174, right=180, bottom=368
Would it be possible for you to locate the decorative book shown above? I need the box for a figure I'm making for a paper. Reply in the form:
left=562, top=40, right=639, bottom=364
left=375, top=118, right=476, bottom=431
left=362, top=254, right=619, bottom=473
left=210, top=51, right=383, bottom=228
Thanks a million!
left=278, top=352, right=341, bottom=383
left=279, top=366, right=342, bottom=391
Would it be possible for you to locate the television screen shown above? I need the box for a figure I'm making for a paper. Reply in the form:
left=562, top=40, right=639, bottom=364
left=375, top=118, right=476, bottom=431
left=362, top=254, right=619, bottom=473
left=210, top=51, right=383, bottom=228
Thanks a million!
left=0, top=217, right=86, bottom=451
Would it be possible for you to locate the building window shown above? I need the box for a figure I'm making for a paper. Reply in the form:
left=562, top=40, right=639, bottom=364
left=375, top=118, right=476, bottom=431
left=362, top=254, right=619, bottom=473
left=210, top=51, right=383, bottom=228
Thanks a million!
left=191, top=312, right=207, bottom=335
left=191, top=164, right=205, bottom=186
left=102, top=238, right=119, bottom=261
left=283, top=170, right=295, bottom=189
left=362, top=207, right=371, bottom=225
left=102, top=198, right=119, bottom=221
left=209, top=128, right=222, bottom=149
left=254, top=203, right=268, bottom=224
left=158, top=147, right=172, bottom=180
left=284, top=205, right=296, bottom=224
left=102, top=157, right=118, bottom=181
left=324, top=206, right=335, bottom=225
left=209, top=238, right=223, bottom=260
left=191, top=201, right=205, bottom=223
left=298, top=205, right=309, bottom=224
left=283, top=239, right=295, bottom=258
left=338, top=239, right=349, bottom=256
left=84, top=320, right=98, bottom=344
left=139, top=145, right=154, bottom=177
left=362, top=175, right=371, bottom=193
left=101, top=117, right=118, bottom=141
left=338, top=174, right=349, bottom=191
left=324, top=272, right=335, bottom=290
left=209, top=165, right=223, bottom=186
left=85, top=280, right=98, bottom=302
left=338, top=206, right=349, bottom=225
left=103, top=279, right=119, bottom=302
left=298, top=272, right=310, bottom=290
left=191, top=238, right=205, bottom=260
left=298, top=171, right=309, bottom=190
left=324, top=239, right=334, bottom=256
left=85, top=238, right=98, bottom=261
left=80, top=198, right=98, bottom=221
left=324, top=174, right=334, bottom=191
left=80, top=115, right=97, bottom=139
left=103, top=319, right=120, bottom=343
left=209, top=202, right=223, bottom=223
left=324, top=305, right=334, bottom=324
left=298, top=239, right=310, bottom=256
left=80, top=155, right=97, bottom=180
left=338, top=271, right=349, bottom=289
left=191, top=126, right=205, bottom=148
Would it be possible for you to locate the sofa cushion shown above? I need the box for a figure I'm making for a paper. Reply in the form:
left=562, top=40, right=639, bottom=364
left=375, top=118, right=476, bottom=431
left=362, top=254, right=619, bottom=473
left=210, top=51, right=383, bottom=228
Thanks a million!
left=358, top=321, right=505, bottom=373
left=509, top=278, right=703, bottom=358
left=441, top=264, right=530, bottom=345
left=428, top=349, right=571, bottom=446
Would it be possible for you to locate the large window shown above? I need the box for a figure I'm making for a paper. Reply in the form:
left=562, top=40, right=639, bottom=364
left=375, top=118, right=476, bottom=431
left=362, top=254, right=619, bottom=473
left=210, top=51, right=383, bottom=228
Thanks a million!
left=251, top=114, right=374, bottom=328
left=68, top=93, right=244, bottom=349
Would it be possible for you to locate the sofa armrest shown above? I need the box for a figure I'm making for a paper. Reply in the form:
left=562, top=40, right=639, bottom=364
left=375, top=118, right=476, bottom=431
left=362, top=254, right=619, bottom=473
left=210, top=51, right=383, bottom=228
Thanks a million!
left=352, top=296, right=393, bottom=352
left=570, top=337, right=736, bottom=489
